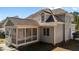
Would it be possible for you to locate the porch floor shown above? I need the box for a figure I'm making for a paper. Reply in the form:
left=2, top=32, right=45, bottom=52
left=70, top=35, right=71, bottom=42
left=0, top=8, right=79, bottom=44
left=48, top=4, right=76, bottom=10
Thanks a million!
left=17, top=42, right=54, bottom=51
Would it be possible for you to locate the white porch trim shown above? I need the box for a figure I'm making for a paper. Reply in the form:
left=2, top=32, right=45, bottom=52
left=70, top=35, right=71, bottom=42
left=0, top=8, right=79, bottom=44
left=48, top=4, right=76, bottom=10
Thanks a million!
left=11, top=40, right=39, bottom=47
left=16, top=28, right=18, bottom=47
left=10, top=27, right=39, bottom=48
left=17, top=40, right=39, bottom=47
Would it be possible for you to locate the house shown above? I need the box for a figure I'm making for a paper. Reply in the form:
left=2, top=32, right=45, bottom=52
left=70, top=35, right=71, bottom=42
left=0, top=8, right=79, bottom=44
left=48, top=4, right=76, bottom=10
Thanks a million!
left=71, top=24, right=76, bottom=39
left=4, top=8, right=74, bottom=48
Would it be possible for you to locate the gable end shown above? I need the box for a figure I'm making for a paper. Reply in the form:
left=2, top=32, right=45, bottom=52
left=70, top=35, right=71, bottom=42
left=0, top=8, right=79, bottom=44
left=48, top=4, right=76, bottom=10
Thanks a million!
left=5, top=20, right=14, bottom=26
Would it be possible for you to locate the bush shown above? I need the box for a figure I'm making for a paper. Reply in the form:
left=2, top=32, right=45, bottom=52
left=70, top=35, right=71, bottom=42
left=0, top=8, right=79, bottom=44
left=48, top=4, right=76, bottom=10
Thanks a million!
left=0, top=31, right=5, bottom=39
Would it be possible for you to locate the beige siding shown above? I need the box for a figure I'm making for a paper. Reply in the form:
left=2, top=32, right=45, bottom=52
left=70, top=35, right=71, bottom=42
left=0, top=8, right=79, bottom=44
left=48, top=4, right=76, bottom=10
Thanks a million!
left=71, top=24, right=76, bottom=39
left=65, top=14, right=71, bottom=41
left=54, top=24, right=63, bottom=44
left=39, top=27, right=54, bottom=44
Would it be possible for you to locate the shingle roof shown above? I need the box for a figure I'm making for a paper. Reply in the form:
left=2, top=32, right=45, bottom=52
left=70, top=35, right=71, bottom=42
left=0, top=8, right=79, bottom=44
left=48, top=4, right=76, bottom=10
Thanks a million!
left=52, top=8, right=67, bottom=15
left=54, top=15, right=65, bottom=22
left=43, top=8, right=66, bottom=22
left=41, top=8, right=67, bottom=15
left=6, top=17, right=39, bottom=26
left=27, top=8, right=67, bottom=22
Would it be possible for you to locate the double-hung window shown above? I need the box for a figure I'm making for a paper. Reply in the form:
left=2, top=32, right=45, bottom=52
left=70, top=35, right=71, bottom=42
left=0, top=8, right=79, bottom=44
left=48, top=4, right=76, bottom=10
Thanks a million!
left=43, top=28, right=49, bottom=36
left=41, top=13, right=45, bottom=23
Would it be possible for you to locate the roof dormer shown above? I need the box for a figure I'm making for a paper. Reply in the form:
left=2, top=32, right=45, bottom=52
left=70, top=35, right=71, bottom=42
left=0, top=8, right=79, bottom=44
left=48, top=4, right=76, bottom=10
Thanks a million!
left=41, top=13, right=45, bottom=23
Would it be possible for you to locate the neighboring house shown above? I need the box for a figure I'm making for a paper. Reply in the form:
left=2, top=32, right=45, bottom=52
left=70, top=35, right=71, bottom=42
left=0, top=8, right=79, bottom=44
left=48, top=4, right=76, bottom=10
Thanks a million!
left=4, top=8, right=74, bottom=48
left=71, top=24, right=76, bottom=39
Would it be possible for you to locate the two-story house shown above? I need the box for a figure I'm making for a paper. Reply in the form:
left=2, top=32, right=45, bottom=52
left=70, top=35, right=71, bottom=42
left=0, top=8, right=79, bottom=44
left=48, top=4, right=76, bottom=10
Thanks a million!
left=4, top=8, right=74, bottom=48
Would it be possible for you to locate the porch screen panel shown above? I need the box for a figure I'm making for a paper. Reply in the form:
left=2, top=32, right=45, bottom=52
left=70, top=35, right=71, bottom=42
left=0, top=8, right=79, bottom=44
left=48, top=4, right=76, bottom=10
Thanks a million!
left=33, top=28, right=37, bottom=35
left=18, top=29, right=22, bottom=39
left=26, top=28, right=31, bottom=37
left=33, top=28, right=37, bottom=40
left=12, top=28, right=16, bottom=44
left=5, top=28, right=9, bottom=38
left=18, top=29, right=25, bottom=44
left=26, top=28, right=31, bottom=42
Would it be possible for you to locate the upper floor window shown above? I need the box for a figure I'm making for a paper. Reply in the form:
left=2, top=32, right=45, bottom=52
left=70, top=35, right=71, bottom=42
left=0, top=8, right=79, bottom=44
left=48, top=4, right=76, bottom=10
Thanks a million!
left=41, top=13, right=45, bottom=23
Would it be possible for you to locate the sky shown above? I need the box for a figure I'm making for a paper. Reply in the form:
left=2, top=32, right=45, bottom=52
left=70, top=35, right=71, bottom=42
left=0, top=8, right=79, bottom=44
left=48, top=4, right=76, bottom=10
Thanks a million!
left=0, top=7, right=79, bottom=21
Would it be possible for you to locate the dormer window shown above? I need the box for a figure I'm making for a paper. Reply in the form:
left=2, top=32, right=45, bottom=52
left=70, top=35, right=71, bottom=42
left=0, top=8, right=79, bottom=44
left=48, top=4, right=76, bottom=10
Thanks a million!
left=41, top=13, right=45, bottom=23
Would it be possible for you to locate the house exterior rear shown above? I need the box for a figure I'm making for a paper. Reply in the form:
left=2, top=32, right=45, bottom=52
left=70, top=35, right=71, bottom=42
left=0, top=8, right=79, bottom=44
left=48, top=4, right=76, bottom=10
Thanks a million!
left=4, top=8, right=74, bottom=48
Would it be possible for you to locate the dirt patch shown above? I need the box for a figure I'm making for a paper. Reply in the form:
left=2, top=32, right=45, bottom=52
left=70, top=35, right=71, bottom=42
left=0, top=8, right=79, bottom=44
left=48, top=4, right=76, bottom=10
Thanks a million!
left=0, top=39, right=5, bottom=44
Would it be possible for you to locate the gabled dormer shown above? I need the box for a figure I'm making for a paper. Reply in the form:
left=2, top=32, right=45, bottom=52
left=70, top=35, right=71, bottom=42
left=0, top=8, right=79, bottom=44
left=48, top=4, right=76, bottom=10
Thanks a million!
left=41, top=12, right=45, bottom=23
left=41, top=12, right=55, bottom=23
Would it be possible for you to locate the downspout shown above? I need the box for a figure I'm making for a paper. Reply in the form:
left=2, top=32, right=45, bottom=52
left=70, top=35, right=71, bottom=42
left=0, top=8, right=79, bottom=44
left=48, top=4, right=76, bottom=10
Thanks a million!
left=63, top=14, right=66, bottom=43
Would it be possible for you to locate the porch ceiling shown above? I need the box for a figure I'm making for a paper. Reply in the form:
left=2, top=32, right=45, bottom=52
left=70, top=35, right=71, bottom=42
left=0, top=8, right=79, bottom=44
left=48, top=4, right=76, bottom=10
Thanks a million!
left=16, top=25, right=39, bottom=28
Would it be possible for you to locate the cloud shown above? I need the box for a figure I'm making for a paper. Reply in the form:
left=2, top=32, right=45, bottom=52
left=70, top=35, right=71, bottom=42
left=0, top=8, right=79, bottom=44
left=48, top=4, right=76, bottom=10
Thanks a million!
left=48, top=7, right=62, bottom=10
left=72, top=7, right=78, bottom=11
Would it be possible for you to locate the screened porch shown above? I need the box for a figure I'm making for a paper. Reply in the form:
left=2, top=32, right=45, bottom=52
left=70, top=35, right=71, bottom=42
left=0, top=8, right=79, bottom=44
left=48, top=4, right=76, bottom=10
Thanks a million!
left=6, top=27, right=39, bottom=47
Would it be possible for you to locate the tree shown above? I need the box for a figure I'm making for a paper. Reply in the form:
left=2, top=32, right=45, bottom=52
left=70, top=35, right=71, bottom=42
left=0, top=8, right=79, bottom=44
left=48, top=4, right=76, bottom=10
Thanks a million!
left=71, top=12, right=79, bottom=30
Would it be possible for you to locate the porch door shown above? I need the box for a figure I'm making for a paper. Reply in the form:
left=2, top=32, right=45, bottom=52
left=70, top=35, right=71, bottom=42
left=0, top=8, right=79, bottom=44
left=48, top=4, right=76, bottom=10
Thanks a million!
left=6, top=28, right=12, bottom=46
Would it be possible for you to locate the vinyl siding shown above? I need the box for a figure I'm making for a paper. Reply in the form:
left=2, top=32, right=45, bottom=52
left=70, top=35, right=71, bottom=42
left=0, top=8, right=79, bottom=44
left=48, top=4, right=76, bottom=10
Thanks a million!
left=39, top=27, right=54, bottom=44
left=54, top=24, right=63, bottom=44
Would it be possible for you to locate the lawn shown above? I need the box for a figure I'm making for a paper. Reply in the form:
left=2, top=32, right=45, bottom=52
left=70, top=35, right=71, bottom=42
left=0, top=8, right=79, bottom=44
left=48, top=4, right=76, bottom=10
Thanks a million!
left=0, top=39, right=5, bottom=44
left=11, top=39, right=79, bottom=51
left=55, top=39, right=79, bottom=51
left=18, top=42, right=54, bottom=51
left=17, top=39, right=79, bottom=51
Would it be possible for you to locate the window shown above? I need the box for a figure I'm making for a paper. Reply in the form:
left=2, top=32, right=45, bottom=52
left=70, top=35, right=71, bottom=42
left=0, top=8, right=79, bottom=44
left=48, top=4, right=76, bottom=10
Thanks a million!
left=46, top=15, right=54, bottom=22
left=41, top=13, right=45, bottom=22
left=47, top=28, right=49, bottom=36
left=43, top=28, right=49, bottom=36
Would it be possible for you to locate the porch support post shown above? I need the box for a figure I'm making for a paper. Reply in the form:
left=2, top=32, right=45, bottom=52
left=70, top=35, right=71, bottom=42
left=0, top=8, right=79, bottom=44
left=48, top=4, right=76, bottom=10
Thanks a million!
left=25, top=28, right=26, bottom=43
left=53, top=26, right=55, bottom=46
left=31, top=28, right=33, bottom=40
left=16, top=28, right=18, bottom=48
left=37, top=27, right=39, bottom=41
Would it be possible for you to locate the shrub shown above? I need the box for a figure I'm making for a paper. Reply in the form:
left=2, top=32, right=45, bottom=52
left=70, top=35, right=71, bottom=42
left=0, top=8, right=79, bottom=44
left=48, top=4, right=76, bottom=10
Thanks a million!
left=0, top=31, right=5, bottom=39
